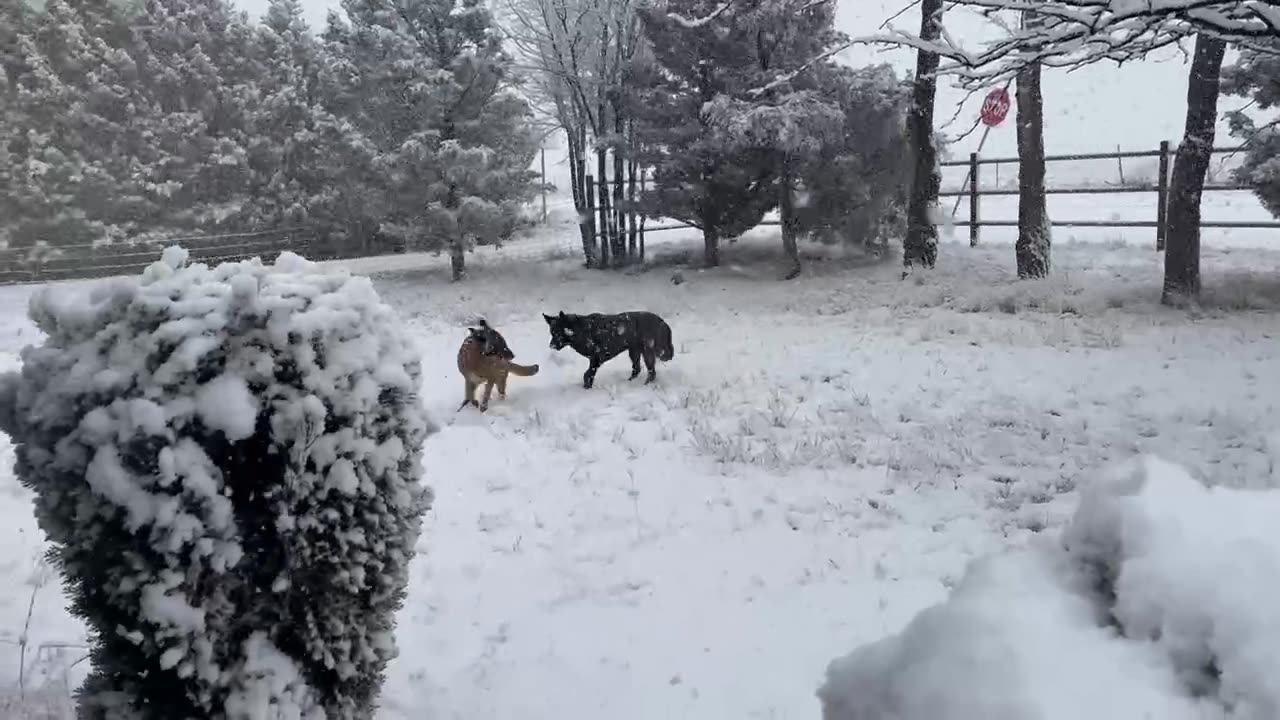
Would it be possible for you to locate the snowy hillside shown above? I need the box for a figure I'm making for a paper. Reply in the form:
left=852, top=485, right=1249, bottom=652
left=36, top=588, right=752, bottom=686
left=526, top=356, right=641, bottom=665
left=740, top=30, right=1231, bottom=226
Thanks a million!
left=4, top=235, right=1280, bottom=717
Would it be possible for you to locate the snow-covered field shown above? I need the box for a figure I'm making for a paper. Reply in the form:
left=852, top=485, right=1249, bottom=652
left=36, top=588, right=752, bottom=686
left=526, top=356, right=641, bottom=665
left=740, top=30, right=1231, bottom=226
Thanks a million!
left=2, top=229, right=1280, bottom=718
left=819, top=457, right=1280, bottom=720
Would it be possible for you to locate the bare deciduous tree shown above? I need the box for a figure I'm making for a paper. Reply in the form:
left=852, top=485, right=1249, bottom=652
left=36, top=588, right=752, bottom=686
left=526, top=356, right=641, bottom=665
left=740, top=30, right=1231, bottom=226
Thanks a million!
left=1015, top=12, right=1048, bottom=279
left=850, top=0, right=1271, bottom=302
left=500, top=0, right=644, bottom=268
left=1164, top=33, right=1228, bottom=304
left=902, top=0, right=943, bottom=271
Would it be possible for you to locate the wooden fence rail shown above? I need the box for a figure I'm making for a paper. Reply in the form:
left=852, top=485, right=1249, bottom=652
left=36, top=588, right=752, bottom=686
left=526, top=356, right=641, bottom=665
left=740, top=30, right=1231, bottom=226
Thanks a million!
left=942, top=143, right=1280, bottom=249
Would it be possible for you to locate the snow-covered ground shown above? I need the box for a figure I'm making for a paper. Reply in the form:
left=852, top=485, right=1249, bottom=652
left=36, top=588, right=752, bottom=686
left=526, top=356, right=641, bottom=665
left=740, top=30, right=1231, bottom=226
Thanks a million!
left=819, top=456, right=1280, bottom=720
left=2, top=229, right=1280, bottom=717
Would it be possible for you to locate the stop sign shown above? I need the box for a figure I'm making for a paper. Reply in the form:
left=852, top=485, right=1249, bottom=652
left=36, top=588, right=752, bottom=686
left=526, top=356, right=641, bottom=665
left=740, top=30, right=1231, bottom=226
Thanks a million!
left=980, top=87, right=1011, bottom=127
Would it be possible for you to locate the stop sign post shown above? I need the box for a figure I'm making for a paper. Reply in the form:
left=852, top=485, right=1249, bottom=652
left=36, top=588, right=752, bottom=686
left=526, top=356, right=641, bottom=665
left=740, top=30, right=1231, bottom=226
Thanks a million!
left=980, top=86, right=1011, bottom=127
left=951, top=83, right=1014, bottom=237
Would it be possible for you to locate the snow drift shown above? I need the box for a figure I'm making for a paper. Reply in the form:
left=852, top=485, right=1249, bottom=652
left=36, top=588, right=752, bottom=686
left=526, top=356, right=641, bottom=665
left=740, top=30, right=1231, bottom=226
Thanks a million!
left=817, top=456, right=1280, bottom=720
left=0, top=248, right=435, bottom=719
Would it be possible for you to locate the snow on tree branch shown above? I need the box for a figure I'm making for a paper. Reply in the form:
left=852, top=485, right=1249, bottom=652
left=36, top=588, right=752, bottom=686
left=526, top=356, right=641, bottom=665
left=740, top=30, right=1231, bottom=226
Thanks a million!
left=667, top=1, right=733, bottom=28
left=801, top=0, right=1280, bottom=91
left=664, top=0, right=833, bottom=31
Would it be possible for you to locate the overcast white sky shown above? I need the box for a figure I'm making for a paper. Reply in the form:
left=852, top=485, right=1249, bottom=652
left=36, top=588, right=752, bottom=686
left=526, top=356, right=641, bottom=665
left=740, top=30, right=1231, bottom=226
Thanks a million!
left=237, top=0, right=335, bottom=28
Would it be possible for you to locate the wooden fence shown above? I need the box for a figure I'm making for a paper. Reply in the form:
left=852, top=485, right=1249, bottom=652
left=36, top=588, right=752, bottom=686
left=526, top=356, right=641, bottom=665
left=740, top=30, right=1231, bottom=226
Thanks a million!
left=941, top=143, right=1280, bottom=249
left=578, top=170, right=784, bottom=265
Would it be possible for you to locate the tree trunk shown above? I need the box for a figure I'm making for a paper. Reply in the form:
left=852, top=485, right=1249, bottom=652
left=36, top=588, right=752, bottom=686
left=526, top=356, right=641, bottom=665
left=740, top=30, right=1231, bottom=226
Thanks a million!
left=613, top=124, right=627, bottom=262
left=597, top=147, right=611, bottom=268
left=449, top=239, right=466, bottom=281
left=697, top=64, right=719, bottom=269
left=568, top=129, right=595, bottom=267
left=639, top=171, right=647, bottom=262
left=903, top=0, right=943, bottom=271
left=446, top=182, right=466, bottom=281
left=627, top=153, right=638, bottom=258
left=1163, top=34, right=1227, bottom=306
left=780, top=163, right=801, bottom=279
left=1015, top=59, right=1050, bottom=279
left=703, top=225, right=720, bottom=268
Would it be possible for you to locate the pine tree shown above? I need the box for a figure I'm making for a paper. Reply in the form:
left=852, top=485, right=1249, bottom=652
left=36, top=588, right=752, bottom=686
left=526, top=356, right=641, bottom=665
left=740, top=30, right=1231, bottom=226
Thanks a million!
left=328, top=0, right=539, bottom=280
left=240, top=0, right=349, bottom=243
left=791, top=63, right=912, bottom=249
left=5, top=0, right=154, bottom=254
left=1223, top=43, right=1280, bottom=218
left=0, top=0, right=31, bottom=251
left=408, top=0, right=539, bottom=279
left=128, top=0, right=265, bottom=231
left=700, top=0, right=847, bottom=277
left=632, top=0, right=779, bottom=268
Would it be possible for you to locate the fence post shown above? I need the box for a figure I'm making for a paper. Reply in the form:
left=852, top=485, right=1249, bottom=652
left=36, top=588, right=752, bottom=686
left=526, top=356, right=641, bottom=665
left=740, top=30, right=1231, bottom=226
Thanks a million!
left=615, top=171, right=627, bottom=260
left=1156, top=140, right=1170, bottom=252
left=540, top=148, right=548, bottom=224
left=969, top=152, right=980, bottom=247
left=596, top=172, right=610, bottom=268
left=585, top=174, right=598, bottom=265
left=639, top=171, right=647, bottom=261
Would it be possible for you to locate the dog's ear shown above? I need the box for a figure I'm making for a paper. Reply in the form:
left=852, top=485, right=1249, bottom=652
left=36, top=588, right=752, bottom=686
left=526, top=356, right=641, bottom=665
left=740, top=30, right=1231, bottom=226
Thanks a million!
left=559, top=311, right=566, bottom=319
left=477, top=318, right=489, bottom=328
left=467, top=327, right=479, bottom=337
left=543, top=313, right=555, bottom=324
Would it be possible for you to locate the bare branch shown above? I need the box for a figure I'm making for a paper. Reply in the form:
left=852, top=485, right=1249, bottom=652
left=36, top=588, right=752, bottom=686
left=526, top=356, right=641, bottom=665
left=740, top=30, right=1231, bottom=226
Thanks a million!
left=733, top=0, right=1279, bottom=98
left=667, top=1, right=734, bottom=28
left=860, top=0, right=1280, bottom=90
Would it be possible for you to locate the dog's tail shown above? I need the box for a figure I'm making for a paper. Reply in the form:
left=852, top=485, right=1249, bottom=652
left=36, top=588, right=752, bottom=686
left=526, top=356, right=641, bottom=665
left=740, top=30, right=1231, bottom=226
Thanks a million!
left=658, top=321, right=675, bottom=362
left=506, top=362, right=540, bottom=377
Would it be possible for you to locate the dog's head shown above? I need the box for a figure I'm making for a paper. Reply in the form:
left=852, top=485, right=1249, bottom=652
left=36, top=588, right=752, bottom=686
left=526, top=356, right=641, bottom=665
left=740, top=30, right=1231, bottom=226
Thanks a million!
left=542, top=311, right=576, bottom=351
left=468, top=319, right=514, bottom=359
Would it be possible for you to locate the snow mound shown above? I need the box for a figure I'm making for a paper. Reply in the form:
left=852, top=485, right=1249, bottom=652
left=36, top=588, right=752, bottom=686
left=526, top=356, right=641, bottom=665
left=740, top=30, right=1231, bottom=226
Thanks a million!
left=818, top=456, right=1280, bottom=720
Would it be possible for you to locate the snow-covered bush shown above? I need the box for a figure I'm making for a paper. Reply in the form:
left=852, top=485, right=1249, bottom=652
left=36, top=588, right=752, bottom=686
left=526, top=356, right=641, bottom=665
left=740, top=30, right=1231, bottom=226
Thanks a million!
left=817, top=456, right=1280, bottom=720
left=0, top=248, right=435, bottom=719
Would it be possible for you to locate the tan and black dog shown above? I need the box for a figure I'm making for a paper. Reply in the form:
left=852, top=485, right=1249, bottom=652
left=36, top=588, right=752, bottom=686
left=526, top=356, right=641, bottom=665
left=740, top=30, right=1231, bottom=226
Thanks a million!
left=457, top=319, right=539, bottom=412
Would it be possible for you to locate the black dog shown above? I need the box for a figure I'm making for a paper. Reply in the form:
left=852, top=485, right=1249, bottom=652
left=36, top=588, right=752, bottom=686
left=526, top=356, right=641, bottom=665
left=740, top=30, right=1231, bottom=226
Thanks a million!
left=543, top=310, right=675, bottom=388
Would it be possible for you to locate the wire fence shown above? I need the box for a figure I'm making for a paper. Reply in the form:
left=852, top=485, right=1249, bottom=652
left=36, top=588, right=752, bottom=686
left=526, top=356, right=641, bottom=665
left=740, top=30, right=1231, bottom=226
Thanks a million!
left=0, top=223, right=599, bottom=287
left=0, top=228, right=320, bottom=285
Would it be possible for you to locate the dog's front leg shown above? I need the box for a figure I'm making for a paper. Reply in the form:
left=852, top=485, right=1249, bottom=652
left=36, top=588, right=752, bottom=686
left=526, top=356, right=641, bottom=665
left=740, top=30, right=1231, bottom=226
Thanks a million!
left=480, top=381, right=495, bottom=411
left=583, top=358, right=601, bottom=389
left=458, top=379, right=477, bottom=412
